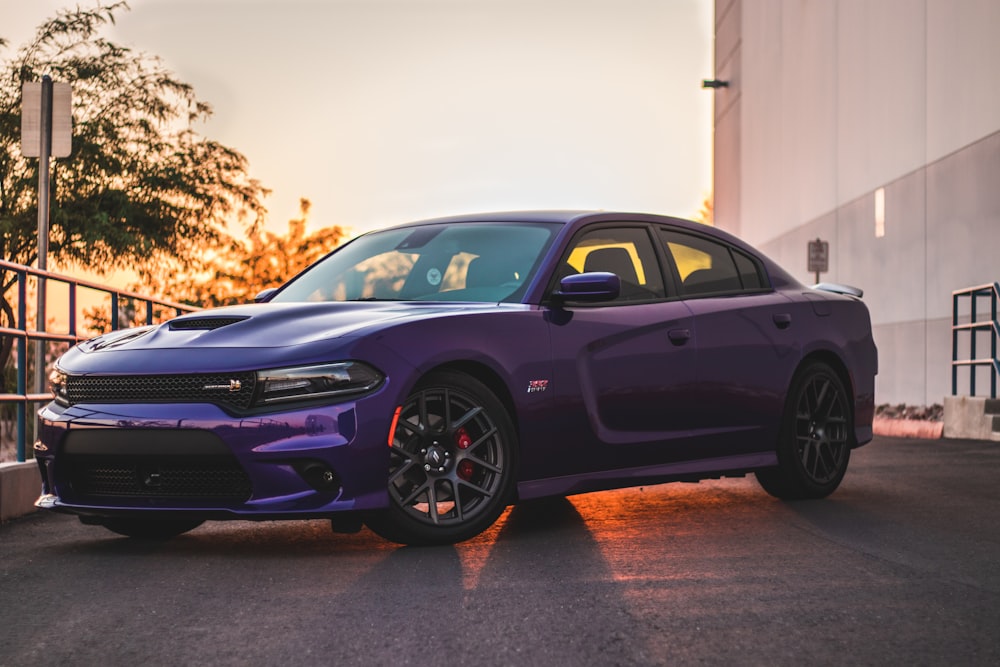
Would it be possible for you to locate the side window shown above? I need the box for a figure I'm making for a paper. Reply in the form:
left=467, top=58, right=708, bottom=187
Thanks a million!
left=658, top=230, right=757, bottom=297
left=732, top=249, right=764, bottom=289
left=559, top=227, right=665, bottom=302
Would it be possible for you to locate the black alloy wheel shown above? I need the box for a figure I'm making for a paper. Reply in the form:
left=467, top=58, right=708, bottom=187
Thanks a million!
left=756, top=361, right=852, bottom=500
left=364, top=371, right=517, bottom=546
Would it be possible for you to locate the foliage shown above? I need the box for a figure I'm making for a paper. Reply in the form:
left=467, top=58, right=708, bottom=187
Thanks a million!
left=695, top=193, right=713, bottom=226
left=0, top=2, right=268, bottom=382
left=130, top=198, right=346, bottom=309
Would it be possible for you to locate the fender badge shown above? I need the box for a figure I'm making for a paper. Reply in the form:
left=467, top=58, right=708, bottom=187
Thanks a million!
left=527, top=380, right=549, bottom=394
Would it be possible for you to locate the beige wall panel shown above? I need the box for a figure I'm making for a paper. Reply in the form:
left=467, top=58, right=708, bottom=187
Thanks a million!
left=836, top=0, right=927, bottom=204
left=872, top=320, right=928, bottom=406
left=926, top=0, right=1000, bottom=162
left=781, top=1, right=839, bottom=238
left=714, top=97, right=742, bottom=236
left=741, top=1, right=838, bottom=246
left=739, top=1, right=787, bottom=245
left=925, top=131, right=1000, bottom=319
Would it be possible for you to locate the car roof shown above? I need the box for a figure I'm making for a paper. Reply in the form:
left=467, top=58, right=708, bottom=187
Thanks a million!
left=387, top=210, right=702, bottom=229
left=387, top=211, right=758, bottom=253
left=388, top=210, right=596, bottom=226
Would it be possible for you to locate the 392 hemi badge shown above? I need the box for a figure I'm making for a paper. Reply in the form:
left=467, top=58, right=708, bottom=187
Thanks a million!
left=203, top=379, right=243, bottom=392
left=527, top=379, right=549, bottom=394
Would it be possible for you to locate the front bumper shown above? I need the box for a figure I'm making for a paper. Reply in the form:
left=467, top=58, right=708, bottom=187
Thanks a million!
left=34, top=396, right=393, bottom=520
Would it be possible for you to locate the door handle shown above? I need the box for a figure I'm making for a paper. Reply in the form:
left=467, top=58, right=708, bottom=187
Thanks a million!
left=668, top=328, right=691, bottom=345
left=773, top=313, right=792, bottom=329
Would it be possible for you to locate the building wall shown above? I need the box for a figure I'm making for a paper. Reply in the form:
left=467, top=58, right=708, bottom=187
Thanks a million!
left=712, top=0, right=1000, bottom=406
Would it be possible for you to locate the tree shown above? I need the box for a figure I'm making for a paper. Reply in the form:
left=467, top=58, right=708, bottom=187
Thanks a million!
left=0, top=2, right=268, bottom=373
left=695, top=193, right=714, bottom=226
left=132, top=198, right=346, bottom=310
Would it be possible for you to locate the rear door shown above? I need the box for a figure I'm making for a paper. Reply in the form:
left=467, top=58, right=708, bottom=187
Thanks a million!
left=657, top=228, right=801, bottom=453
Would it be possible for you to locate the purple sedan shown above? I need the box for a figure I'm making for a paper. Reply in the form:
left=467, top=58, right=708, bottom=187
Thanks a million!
left=35, top=211, right=877, bottom=546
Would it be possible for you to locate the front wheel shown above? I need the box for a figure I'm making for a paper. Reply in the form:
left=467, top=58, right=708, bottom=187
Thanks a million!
left=756, top=362, right=852, bottom=500
left=364, top=371, right=518, bottom=546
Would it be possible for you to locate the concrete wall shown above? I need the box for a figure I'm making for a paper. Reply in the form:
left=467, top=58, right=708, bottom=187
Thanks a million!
left=712, top=0, right=1000, bottom=406
left=0, top=462, right=38, bottom=522
left=713, top=0, right=742, bottom=237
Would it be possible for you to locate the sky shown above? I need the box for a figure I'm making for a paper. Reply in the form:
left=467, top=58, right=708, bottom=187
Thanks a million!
left=3, top=0, right=714, bottom=241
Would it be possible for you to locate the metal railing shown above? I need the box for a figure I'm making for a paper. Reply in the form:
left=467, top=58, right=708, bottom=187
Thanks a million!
left=951, top=282, right=1000, bottom=399
left=0, top=259, right=200, bottom=462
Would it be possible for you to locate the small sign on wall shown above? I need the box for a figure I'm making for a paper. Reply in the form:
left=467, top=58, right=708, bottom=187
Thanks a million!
left=807, top=238, right=828, bottom=283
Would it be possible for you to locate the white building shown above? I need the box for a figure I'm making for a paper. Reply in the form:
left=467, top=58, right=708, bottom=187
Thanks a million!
left=711, top=0, right=1000, bottom=406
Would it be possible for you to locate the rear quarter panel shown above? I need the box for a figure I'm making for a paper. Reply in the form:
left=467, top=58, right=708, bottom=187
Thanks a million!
left=784, top=289, right=878, bottom=447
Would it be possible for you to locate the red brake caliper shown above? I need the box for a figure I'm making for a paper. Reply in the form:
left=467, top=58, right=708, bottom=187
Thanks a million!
left=455, top=427, right=475, bottom=480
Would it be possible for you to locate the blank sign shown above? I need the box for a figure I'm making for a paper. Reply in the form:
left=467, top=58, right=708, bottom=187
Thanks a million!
left=21, top=81, right=72, bottom=158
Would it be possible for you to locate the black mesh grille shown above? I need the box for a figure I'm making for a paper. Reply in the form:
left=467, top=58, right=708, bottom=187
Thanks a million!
left=169, top=317, right=248, bottom=330
left=65, top=456, right=252, bottom=500
left=64, top=372, right=257, bottom=410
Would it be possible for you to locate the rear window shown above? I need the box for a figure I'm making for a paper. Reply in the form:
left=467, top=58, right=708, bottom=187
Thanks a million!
left=658, top=230, right=767, bottom=297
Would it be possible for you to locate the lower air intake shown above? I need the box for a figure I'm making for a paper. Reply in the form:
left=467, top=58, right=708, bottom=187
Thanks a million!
left=64, top=456, right=252, bottom=500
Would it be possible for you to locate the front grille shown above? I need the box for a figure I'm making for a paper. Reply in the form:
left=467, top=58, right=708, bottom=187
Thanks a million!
left=64, top=372, right=257, bottom=410
left=65, top=456, right=252, bottom=500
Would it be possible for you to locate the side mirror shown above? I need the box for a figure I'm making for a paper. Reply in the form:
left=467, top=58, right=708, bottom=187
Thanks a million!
left=553, top=272, right=620, bottom=303
left=254, top=287, right=279, bottom=303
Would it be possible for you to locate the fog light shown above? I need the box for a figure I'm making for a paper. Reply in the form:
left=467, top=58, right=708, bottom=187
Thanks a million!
left=294, top=461, right=341, bottom=493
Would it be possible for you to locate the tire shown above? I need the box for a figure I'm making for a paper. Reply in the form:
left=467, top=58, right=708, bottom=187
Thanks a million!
left=364, top=371, right=518, bottom=546
left=96, top=518, right=205, bottom=540
left=756, top=362, right=852, bottom=500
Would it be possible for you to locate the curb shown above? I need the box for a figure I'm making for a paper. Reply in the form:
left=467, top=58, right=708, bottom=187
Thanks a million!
left=872, top=417, right=943, bottom=439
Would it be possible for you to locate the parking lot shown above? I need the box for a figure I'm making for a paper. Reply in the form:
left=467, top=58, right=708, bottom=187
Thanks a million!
left=2, top=435, right=999, bottom=666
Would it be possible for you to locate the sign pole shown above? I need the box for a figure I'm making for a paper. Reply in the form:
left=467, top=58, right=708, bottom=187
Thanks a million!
left=35, top=75, right=53, bottom=436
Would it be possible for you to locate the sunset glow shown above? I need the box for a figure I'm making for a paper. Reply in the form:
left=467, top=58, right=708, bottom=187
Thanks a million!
left=5, top=0, right=713, bottom=241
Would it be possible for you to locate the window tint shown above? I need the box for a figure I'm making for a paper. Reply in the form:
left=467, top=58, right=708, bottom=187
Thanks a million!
left=658, top=230, right=744, bottom=297
left=559, top=227, right=665, bottom=302
left=273, top=223, right=558, bottom=304
left=732, top=250, right=764, bottom=289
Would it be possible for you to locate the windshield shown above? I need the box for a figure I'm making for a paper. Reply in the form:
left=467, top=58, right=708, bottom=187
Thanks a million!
left=271, top=222, right=560, bottom=303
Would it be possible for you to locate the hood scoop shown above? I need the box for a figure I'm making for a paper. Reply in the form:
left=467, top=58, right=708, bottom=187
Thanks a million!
left=169, top=316, right=249, bottom=331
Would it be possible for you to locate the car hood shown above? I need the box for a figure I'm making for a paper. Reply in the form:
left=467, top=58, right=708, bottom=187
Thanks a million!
left=61, top=301, right=519, bottom=374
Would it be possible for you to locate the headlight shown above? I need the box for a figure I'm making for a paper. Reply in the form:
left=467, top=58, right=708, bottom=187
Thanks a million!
left=49, top=367, right=69, bottom=405
left=256, top=361, right=383, bottom=405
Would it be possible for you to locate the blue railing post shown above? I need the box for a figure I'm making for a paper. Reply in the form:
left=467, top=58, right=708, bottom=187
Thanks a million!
left=970, top=292, right=978, bottom=396
left=952, top=291, right=959, bottom=396
left=69, top=283, right=77, bottom=337
left=992, top=286, right=998, bottom=399
left=16, top=270, right=27, bottom=462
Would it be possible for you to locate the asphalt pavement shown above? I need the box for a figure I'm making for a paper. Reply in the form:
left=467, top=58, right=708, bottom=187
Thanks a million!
left=2, top=435, right=998, bottom=666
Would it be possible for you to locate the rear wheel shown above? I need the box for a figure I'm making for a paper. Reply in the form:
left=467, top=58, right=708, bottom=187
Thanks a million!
left=94, top=518, right=204, bottom=540
left=364, top=371, right=517, bottom=546
left=756, top=362, right=852, bottom=500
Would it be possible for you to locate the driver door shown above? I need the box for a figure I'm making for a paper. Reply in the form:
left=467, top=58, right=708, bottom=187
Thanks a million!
left=542, top=224, right=700, bottom=477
